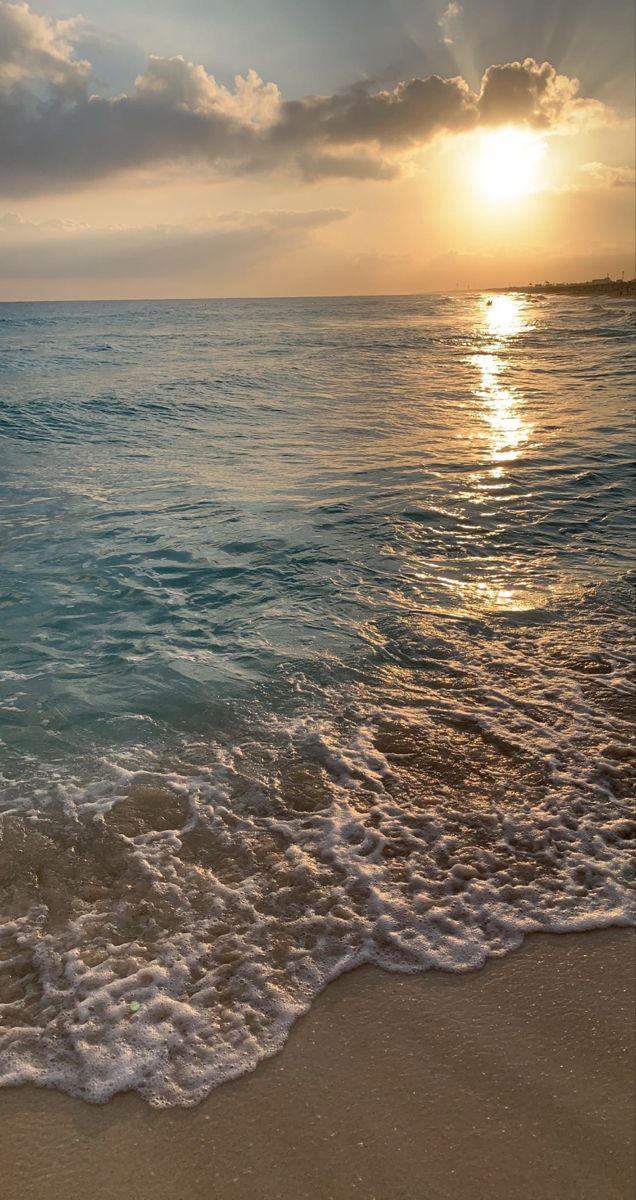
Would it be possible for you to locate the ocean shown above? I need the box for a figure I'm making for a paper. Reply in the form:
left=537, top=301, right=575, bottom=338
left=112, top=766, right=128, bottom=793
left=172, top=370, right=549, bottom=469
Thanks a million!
left=0, top=292, right=634, bottom=1106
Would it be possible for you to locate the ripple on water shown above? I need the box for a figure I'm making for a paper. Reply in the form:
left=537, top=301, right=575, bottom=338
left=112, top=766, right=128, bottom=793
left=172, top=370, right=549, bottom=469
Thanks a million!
left=0, top=293, right=634, bottom=1103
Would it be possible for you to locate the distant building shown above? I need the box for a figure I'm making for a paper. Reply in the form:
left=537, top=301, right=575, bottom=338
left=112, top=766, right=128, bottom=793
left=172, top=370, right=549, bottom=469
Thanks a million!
left=591, top=275, right=612, bottom=284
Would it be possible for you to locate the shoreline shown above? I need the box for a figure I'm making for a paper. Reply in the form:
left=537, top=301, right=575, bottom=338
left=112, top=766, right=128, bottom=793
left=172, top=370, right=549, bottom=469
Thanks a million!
left=497, top=283, right=636, bottom=297
left=1, top=926, right=634, bottom=1200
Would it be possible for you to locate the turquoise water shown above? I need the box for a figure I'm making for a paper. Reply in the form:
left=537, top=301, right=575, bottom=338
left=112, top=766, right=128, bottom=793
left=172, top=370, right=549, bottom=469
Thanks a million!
left=0, top=293, right=634, bottom=1104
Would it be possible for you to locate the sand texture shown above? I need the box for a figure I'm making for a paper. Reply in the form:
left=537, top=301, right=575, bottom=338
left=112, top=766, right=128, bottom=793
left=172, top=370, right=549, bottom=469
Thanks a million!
left=1, top=927, right=634, bottom=1200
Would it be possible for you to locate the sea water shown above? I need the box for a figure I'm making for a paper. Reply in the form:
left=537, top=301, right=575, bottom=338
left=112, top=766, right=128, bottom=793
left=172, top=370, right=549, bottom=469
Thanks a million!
left=0, top=292, right=634, bottom=1105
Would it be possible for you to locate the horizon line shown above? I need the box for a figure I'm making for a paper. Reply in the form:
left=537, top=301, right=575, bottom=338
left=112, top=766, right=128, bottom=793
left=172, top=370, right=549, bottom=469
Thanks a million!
left=2, top=279, right=634, bottom=306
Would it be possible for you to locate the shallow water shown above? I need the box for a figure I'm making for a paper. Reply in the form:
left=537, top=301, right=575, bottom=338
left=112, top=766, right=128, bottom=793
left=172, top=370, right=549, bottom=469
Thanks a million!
left=0, top=292, right=634, bottom=1104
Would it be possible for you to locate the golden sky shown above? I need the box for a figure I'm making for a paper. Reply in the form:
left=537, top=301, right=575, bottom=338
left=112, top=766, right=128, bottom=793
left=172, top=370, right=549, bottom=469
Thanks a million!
left=1, top=0, right=634, bottom=299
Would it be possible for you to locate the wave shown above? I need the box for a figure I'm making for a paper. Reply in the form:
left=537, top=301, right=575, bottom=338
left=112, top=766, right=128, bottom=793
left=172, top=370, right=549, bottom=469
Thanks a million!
left=0, top=292, right=634, bottom=1106
left=1, top=578, right=634, bottom=1106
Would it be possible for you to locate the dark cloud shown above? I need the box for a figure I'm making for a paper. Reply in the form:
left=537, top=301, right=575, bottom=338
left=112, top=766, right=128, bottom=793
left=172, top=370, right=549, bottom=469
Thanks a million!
left=477, top=58, right=601, bottom=129
left=292, top=151, right=400, bottom=182
left=271, top=75, right=477, bottom=151
left=0, top=2, right=613, bottom=196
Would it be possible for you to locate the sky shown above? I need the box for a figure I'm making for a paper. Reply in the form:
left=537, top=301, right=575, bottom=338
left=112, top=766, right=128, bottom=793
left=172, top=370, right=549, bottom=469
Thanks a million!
left=0, top=0, right=634, bottom=299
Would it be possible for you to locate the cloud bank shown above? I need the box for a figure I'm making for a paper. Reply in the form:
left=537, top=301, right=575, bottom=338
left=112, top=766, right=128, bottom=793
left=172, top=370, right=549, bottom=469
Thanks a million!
left=0, top=207, right=350, bottom=280
left=0, top=1, right=613, bottom=196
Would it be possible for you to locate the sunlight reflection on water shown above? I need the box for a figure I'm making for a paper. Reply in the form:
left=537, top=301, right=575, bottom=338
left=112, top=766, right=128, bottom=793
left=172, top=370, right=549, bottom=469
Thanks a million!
left=441, top=293, right=538, bottom=611
left=479, top=294, right=532, bottom=471
left=484, top=293, right=529, bottom=337
left=474, top=351, right=531, bottom=469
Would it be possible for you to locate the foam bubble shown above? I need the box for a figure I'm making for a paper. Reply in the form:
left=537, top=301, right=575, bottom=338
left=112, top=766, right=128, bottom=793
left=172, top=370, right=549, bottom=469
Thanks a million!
left=1, top=607, right=634, bottom=1106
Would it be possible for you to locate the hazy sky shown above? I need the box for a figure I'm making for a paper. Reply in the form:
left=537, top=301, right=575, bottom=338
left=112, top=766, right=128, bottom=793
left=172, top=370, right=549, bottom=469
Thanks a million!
left=1, top=0, right=634, bottom=299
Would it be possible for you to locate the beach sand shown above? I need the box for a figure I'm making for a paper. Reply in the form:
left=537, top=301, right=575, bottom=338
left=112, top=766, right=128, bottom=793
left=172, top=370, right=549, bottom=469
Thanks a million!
left=1, top=927, right=633, bottom=1200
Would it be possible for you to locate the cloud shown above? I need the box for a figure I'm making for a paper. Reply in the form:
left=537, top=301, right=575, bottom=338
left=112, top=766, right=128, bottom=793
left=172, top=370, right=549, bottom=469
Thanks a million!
left=0, top=2, right=615, bottom=197
left=578, top=161, right=636, bottom=188
left=0, top=0, right=89, bottom=93
left=477, top=59, right=610, bottom=131
left=0, top=209, right=86, bottom=229
left=135, top=57, right=282, bottom=127
left=437, top=3, right=463, bottom=47
left=272, top=150, right=401, bottom=182
left=0, top=206, right=350, bottom=279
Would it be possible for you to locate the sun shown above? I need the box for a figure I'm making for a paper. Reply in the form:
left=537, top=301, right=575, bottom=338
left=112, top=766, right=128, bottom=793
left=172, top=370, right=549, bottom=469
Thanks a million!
left=475, top=128, right=547, bottom=203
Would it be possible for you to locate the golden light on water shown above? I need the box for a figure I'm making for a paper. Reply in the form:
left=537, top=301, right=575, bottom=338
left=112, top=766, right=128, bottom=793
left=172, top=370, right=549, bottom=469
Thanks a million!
left=464, top=294, right=535, bottom=612
left=410, top=293, right=541, bottom=614
left=475, top=128, right=546, bottom=204
left=435, top=575, right=545, bottom=613
left=484, top=293, right=527, bottom=337
left=473, top=351, right=530, bottom=467
left=475, top=293, right=532, bottom=470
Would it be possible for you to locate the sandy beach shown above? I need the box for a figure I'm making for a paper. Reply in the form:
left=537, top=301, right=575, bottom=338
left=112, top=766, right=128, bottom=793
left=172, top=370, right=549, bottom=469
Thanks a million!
left=1, top=927, right=633, bottom=1200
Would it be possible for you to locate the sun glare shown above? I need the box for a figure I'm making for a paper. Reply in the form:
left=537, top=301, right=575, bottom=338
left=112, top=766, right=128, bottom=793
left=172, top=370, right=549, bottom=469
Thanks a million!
left=475, top=128, right=546, bottom=204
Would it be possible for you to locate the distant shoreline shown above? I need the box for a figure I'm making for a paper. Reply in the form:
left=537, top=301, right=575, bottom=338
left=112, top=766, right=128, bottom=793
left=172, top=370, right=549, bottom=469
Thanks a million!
left=1, top=284, right=635, bottom=304
left=496, top=278, right=636, bottom=297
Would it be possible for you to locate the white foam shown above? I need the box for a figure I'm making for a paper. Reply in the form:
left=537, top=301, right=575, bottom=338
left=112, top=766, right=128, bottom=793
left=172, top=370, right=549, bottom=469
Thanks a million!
left=1, top=690, right=633, bottom=1106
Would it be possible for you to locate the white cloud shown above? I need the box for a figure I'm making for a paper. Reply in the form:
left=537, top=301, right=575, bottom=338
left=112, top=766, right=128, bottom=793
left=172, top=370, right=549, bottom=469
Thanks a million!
left=437, top=2, right=463, bottom=47
left=0, top=0, right=89, bottom=92
left=135, top=58, right=281, bottom=128
left=578, top=161, right=635, bottom=188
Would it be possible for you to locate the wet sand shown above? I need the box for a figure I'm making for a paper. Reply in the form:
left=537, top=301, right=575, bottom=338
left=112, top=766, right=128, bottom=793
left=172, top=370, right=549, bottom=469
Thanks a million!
left=1, top=927, right=634, bottom=1200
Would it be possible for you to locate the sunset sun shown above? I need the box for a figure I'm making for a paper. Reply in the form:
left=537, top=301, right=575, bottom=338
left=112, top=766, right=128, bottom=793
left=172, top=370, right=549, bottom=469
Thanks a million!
left=475, top=127, right=547, bottom=203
